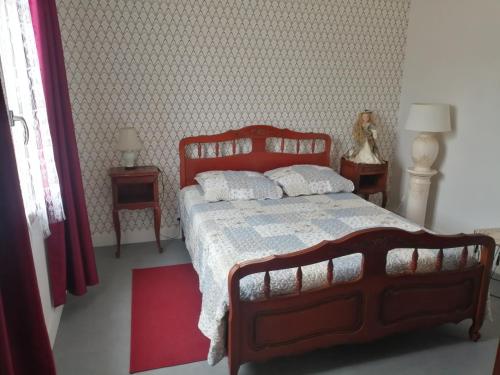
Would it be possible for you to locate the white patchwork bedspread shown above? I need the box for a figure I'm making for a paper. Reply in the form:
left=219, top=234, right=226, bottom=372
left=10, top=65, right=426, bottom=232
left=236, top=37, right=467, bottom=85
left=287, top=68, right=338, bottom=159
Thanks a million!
left=179, top=186, right=474, bottom=365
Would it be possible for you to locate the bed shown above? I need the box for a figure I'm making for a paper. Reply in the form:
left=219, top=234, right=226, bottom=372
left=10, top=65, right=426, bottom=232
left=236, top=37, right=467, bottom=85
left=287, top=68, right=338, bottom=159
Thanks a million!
left=178, top=125, right=494, bottom=375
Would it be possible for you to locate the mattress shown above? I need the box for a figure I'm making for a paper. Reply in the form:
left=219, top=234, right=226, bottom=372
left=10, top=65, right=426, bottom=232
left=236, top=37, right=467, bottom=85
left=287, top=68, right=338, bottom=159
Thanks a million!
left=179, top=185, right=475, bottom=365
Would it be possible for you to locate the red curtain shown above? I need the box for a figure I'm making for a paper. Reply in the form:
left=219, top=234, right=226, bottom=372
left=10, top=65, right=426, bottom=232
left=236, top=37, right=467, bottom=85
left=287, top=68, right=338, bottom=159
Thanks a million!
left=0, top=84, right=56, bottom=375
left=29, top=0, right=99, bottom=306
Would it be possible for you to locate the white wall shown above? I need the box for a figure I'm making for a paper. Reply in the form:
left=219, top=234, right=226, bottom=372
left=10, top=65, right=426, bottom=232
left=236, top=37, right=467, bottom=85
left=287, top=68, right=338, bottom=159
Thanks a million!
left=28, top=220, right=63, bottom=347
left=393, top=0, right=500, bottom=233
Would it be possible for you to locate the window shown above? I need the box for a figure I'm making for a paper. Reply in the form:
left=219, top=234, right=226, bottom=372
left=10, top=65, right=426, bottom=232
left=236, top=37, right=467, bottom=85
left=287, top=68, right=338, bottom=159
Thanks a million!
left=0, top=0, right=64, bottom=236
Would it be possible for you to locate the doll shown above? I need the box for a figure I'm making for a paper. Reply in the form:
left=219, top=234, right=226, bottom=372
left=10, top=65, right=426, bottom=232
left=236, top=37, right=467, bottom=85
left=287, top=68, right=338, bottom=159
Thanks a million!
left=346, top=110, right=384, bottom=164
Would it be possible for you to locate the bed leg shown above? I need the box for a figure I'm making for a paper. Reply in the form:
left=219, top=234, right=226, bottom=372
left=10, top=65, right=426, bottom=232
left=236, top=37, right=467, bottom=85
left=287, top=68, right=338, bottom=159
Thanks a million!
left=228, top=357, right=240, bottom=375
left=177, top=217, right=185, bottom=241
left=469, top=323, right=481, bottom=342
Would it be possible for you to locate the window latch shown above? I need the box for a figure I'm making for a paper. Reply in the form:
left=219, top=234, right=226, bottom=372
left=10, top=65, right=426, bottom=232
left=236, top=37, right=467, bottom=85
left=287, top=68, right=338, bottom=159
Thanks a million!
left=7, top=110, right=29, bottom=145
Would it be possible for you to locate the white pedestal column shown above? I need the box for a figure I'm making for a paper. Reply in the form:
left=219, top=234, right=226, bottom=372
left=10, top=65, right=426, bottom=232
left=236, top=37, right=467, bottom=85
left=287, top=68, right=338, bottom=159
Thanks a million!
left=406, top=169, right=437, bottom=227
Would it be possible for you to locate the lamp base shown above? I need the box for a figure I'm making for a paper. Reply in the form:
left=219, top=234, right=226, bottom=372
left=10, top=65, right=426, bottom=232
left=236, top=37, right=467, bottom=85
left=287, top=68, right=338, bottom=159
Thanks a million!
left=120, top=150, right=138, bottom=168
left=411, top=132, right=439, bottom=172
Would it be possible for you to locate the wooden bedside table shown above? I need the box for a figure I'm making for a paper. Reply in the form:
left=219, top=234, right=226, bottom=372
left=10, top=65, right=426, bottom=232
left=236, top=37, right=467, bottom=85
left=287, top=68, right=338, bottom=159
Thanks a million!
left=109, top=166, right=162, bottom=258
left=340, top=157, right=388, bottom=207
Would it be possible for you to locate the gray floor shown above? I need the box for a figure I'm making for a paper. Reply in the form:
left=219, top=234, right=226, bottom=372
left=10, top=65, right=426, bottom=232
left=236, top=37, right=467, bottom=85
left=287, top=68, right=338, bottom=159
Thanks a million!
left=54, top=240, right=500, bottom=375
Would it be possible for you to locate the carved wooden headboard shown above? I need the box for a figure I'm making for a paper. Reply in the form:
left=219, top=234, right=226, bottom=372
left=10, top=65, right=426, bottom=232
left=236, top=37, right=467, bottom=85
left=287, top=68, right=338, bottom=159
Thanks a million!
left=179, top=125, right=331, bottom=188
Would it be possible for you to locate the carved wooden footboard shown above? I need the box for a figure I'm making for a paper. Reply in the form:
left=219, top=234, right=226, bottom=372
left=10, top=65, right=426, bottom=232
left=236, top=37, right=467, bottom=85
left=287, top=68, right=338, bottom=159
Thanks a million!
left=177, top=126, right=495, bottom=374
left=227, top=228, right=495, bottom=375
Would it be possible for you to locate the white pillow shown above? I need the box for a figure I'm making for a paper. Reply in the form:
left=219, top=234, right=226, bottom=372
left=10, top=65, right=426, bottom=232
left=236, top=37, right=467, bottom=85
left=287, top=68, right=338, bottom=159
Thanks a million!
left=195, top=170, right=283, bottom=202
left=264, top=164, right=354, bottom=197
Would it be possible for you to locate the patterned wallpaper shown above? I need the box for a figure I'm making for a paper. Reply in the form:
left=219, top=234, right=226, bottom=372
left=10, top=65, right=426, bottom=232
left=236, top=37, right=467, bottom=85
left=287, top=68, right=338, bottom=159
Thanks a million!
left=56, top=0, right=410, bottom=243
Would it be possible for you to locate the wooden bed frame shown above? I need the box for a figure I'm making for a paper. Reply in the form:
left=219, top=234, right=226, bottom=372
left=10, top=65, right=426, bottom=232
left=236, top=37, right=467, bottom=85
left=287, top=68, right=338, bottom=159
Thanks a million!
left=179, top=125, right=495, bottom=375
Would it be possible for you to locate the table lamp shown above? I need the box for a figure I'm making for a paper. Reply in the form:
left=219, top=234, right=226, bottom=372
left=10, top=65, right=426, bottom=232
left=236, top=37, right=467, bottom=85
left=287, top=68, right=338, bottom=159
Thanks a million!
left=405, top=103, right=451, bottom=172
left=116, top=127, right=142, bottom=169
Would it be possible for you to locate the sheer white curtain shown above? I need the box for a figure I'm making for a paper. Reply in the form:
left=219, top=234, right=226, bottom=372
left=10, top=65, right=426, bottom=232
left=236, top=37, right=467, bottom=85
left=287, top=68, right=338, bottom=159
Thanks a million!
left=0, top=0, right=64, bottom=236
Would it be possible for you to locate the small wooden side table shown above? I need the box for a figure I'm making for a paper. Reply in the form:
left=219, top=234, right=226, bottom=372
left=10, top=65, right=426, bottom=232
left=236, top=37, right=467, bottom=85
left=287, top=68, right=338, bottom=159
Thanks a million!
left=109, top=166, right=162, bottom=258
left=340, top=157, right=388, bottom=207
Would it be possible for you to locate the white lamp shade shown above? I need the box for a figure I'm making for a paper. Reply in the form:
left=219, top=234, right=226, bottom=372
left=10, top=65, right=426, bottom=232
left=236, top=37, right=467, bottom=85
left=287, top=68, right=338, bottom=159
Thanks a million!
left=116, top=127, right=143, bottom=151
left=405, top=103, right=451, bottom=133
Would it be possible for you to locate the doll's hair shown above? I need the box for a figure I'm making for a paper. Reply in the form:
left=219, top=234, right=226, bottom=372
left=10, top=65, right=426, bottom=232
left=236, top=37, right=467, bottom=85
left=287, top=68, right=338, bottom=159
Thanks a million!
left=353, top=111, right=375, bottom=146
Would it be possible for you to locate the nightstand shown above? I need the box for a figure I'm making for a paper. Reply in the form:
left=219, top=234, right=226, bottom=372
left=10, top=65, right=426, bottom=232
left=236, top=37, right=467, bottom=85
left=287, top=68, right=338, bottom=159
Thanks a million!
left=340, top=157, right=388, bottom=207
left=109, top=166, right=162, bottom=258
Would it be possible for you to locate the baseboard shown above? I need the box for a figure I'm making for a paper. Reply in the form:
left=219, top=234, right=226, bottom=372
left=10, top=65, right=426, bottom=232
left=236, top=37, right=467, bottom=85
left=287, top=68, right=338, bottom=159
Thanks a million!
left=92, top=225, right=181, bottom=248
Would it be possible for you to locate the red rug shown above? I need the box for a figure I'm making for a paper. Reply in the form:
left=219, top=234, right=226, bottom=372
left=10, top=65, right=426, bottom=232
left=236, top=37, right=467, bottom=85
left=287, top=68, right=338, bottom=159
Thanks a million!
left=130, top=263, right=210, bottom=373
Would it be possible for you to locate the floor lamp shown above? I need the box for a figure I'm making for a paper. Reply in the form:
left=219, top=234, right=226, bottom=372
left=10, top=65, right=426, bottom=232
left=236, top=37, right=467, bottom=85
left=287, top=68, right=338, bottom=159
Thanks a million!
left=405, top=103, right=451, bottom=227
